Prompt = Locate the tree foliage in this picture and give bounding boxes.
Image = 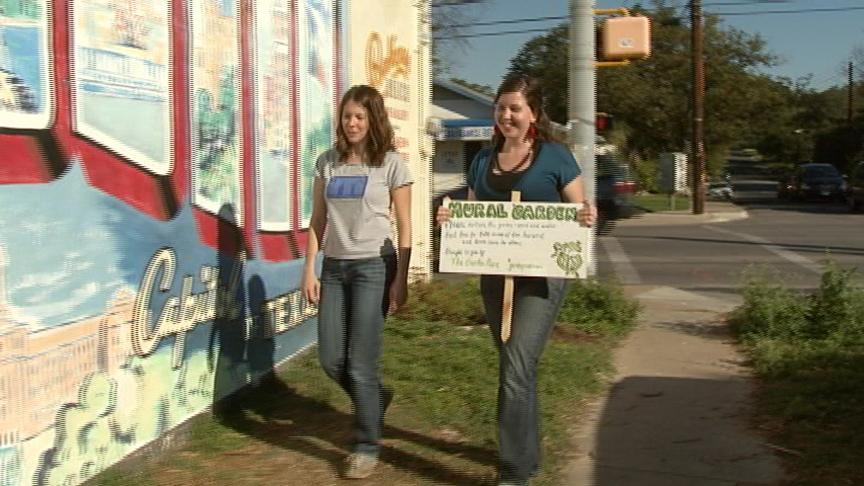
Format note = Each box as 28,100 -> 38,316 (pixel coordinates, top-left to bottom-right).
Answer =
431,0 -> 489,77
505,2 -> 842,166
508,23 -> 570,123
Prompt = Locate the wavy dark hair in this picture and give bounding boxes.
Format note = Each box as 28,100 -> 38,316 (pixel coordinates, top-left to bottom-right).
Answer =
335,85 -> 395,166
492,74 -> 559,149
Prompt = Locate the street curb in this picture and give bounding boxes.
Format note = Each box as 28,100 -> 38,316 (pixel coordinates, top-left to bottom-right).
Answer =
615,208 -> 749,226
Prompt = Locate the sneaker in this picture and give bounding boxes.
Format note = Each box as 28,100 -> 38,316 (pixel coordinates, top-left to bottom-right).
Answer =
344,453 -> 378,479
497,477 -> 529,486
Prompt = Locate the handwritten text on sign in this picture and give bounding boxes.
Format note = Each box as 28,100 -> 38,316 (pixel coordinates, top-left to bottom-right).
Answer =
439,201 -> 591,278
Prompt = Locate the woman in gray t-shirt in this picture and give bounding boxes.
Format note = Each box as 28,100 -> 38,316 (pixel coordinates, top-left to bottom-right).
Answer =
301,85 -> 413,480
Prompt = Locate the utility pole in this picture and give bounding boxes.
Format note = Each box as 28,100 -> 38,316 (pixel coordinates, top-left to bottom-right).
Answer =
690,0 -> 705,214
848,61 -> 855,125
569,0 -> 595,273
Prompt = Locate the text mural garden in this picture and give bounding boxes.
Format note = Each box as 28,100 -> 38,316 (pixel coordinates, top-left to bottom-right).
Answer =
439,200 -> 591,279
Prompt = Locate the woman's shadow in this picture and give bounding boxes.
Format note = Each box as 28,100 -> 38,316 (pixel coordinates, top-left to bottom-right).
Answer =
215,376 -> 497,484
206,206 -> 496,484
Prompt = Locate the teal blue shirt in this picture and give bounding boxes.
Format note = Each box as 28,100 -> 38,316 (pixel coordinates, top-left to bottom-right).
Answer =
467,142 -> 582,202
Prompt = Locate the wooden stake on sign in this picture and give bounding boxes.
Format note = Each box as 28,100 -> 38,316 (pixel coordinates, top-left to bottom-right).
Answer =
501,191 -> 521,343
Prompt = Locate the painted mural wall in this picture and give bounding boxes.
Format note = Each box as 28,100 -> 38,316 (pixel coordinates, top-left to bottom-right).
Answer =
0,1 -> 430,485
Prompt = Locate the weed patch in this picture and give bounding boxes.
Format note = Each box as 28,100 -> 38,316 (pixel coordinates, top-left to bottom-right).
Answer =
732,263 -> 864,485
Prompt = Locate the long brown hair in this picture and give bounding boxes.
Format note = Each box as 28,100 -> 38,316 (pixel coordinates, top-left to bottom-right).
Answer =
335,85 -> 395,166
491,74 -> 558,149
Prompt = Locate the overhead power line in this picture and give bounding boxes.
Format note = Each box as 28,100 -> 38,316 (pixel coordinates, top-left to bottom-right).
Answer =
430,0 -> 486,7
435,27 -> 555,40
433,4 -> 864,39
710,5 -> 864,16
436,4 -> 864,30
445,15 -> 565,29
700,0 -> 794,6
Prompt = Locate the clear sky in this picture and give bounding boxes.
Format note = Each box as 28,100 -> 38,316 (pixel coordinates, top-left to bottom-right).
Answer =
435,0 -> 864,92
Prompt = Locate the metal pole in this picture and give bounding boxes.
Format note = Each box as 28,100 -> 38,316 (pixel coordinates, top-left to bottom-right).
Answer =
690,0 -> 705,214
569,0 -> 596,274
849,61 -> 854,125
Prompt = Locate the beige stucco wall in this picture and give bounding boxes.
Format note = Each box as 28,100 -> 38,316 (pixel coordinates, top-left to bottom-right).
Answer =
348,1 -> 433,281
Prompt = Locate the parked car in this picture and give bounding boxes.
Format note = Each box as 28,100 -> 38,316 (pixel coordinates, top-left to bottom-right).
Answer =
777,163 -> 846,201
847,160 -> 864,212
707,180 -> 733,200
596,152 -> 637,219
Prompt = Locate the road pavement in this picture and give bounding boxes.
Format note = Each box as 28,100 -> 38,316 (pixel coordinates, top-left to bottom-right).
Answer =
597,200 -> 863,292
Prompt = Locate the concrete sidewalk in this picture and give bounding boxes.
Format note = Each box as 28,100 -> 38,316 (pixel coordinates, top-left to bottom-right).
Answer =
562,202 -> 785,485
562,286 -> 785,485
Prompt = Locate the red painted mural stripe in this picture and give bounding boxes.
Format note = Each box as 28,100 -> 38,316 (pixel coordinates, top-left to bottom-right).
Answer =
240,0 -> 257,257
0,134 -> 52,183
49,0 -> 180,221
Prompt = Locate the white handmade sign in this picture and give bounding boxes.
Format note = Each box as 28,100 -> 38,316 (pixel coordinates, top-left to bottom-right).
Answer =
439,200 -> 591,279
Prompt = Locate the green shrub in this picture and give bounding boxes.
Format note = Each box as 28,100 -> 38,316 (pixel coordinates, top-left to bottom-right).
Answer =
633,157 -> 658,193
558,279 -> 640,337
734,263 -> 864,485
807,263 -> 864,342
731,277 -> 809,341
731,263 -> 864,343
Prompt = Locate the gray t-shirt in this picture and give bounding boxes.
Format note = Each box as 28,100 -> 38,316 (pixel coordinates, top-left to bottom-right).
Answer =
315,149 -> 413,259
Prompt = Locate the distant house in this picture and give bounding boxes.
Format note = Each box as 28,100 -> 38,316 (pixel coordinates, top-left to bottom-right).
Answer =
429,78 -> 495,197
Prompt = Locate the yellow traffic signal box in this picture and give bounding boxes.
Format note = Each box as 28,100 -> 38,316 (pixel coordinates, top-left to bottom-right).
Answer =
601,16 -> 651,60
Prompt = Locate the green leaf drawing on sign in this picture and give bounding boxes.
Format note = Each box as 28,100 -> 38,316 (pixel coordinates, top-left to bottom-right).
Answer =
551,241 -> 583,276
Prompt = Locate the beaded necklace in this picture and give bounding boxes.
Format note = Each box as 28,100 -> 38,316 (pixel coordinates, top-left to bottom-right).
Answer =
487,142 -> 540,193
493,147 -> 533,174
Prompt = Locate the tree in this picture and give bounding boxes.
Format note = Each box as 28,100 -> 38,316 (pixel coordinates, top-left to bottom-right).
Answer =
809,45 -> 864,170
431,0 -> 489,77
508,23 -> 570,123
506,2 -> 800,164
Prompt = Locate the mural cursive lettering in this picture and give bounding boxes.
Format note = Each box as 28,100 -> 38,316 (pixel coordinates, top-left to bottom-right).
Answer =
132,249 -> 317,368
132,248 -> 243,368
365,32 -> 411,89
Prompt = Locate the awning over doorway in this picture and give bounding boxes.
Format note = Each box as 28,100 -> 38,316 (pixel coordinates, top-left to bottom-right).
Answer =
436,118 -> 494,141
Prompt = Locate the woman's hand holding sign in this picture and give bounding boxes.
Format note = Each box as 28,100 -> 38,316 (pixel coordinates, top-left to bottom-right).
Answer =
577,200 -> 597,227
435,201 -> 451,227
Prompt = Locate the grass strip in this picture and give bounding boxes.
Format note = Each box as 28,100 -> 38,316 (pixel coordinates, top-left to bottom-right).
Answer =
93,277 -> 638,486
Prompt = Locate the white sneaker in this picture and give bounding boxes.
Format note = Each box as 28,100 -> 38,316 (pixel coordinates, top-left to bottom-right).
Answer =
497,479 -> 529,486
344,453 -> 378,479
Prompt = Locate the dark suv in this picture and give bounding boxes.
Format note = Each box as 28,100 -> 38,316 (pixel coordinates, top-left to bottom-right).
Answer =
777,163 -> 845,201
847,161 -> 864,212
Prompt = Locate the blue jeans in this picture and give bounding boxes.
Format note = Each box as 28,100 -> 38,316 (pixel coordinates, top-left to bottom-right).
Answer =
317,255 -> 396,456
481,275 -> 569,482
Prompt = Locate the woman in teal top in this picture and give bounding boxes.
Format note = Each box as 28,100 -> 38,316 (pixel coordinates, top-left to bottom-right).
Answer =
439,74 -> 596,486
467,140 -> 582,202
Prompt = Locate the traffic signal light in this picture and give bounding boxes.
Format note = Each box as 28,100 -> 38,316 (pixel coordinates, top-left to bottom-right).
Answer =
596,112 -> 614,132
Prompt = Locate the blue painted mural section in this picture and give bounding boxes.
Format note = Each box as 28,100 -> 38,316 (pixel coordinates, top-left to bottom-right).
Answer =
0,163 -> 317,486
